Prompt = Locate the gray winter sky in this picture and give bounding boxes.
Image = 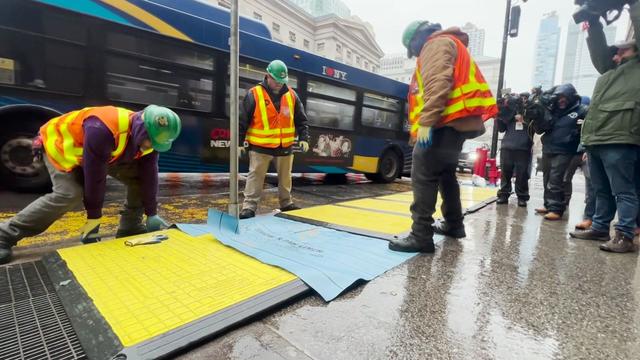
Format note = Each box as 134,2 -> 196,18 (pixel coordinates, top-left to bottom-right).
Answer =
341,0 -> 629,91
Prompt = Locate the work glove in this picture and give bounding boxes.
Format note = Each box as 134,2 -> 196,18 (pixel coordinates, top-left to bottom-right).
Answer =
146,215 -> 169,232
80,218 -> 101,244
299,141 -> 309,153
416,126 -> 433,148
32,135 -> 43,162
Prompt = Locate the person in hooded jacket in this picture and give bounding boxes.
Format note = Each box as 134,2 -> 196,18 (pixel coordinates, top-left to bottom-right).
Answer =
532,83 -> 587,221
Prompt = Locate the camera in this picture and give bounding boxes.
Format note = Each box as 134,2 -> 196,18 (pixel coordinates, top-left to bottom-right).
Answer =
497,93 -> 524,123
573,0 -> 632,25
524,87 -> 554,124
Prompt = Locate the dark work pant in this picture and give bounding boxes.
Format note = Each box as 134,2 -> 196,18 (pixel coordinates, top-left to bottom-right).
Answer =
563,154 -> 585,205
542,153 -> 573,214
497,149 -> 532,201
410,127 -> 466,241
588,145 -> 639,239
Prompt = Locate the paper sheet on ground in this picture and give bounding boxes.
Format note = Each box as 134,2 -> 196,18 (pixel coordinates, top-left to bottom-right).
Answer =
178,209 -> 419,301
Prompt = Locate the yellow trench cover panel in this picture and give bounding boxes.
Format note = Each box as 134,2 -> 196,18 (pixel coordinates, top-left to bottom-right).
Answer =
57,229 -> 296,347
287,186 -> 494,235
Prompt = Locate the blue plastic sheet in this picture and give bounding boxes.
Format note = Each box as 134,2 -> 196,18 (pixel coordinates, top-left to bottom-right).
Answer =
178,209 -> 418,301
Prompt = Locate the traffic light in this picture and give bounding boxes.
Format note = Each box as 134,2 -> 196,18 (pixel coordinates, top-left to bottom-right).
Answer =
509,5 -> 521,38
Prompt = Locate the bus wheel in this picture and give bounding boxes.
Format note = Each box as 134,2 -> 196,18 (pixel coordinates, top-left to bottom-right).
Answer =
0,130 -> 50,192
365,151 -> 400,183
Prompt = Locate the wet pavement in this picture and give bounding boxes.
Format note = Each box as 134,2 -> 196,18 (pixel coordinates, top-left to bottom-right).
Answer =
1,172 -> 639,359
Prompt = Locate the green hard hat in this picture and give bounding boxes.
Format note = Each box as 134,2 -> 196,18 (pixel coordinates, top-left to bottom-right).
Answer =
142,105 -> 181,152
402,20 -> 426,49
266,60 -> 289,84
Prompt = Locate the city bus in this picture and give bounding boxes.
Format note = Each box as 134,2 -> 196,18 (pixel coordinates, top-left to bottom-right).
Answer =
0,0 -> 411,192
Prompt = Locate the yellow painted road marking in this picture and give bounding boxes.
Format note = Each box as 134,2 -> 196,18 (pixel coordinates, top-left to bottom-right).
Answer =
58,229 -> 296,347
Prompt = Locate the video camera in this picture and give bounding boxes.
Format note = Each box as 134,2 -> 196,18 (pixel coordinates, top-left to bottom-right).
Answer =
573,0 -> 634,25
523,87 -> 555,125
497,93 -> 525,122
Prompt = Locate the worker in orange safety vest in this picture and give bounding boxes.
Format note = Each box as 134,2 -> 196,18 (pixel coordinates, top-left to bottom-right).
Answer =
238,60 -> 310,219
389,21 -> 498,253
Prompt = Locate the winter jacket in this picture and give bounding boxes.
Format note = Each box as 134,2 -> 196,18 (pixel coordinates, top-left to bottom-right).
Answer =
239,79 -> 310,156
535,102 -> 587,154
498,115 -> 533,151
414,27 -> 485,135
581,2 -> 640,146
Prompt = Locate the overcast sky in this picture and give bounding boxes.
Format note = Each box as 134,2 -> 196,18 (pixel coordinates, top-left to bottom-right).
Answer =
341,0 -> 629,91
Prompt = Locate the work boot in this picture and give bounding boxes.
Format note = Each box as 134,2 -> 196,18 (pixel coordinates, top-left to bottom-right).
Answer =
239,209 -> 255,219
574,219 -> 593,230
535,207 -> 548,214
432,221 -> 466,238
388,234 -> 435,253
496,196 -> 508,205
0,242 -> 12,265
116,207 -> 147,238
544,212 -> 562,221
280,204 -> 301,212
517,199 -> 527,207
569,228 -> 610,241
600,232 -> 637,253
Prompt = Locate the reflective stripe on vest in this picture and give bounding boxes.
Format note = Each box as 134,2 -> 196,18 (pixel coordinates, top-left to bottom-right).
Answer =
40,106 -> 134,172
407,35 -> 497,138
246,86 -> 296,148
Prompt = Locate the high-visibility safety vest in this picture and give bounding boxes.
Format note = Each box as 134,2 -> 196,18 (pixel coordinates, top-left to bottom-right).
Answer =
247,85 -> 296,148
40,106 -> 152,172
408,34 -> 498,138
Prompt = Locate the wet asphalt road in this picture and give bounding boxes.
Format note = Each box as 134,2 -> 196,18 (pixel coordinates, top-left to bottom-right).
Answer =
1,172 -> 639,359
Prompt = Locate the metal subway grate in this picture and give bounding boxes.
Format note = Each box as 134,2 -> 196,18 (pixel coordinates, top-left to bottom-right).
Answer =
0,261 -> 86,360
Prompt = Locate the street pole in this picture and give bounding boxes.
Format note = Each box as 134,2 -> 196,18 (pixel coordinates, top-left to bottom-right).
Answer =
229,0 -> 239,218
491,0 -> 512,159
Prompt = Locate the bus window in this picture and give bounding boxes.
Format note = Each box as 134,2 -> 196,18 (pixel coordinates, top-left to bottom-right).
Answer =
361,108 -> 401,130
105,56 -> 213,112
306,98 -> 355,130
363,93 -> 400,111
1,1 -> 87,44
0,30 -> 85,93
307,80 -> 355,101
107,32 -> 214,71
362,93 -> 401,130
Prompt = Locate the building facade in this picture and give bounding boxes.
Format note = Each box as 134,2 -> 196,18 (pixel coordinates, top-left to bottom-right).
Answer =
561,22 -> 616,96
532,12 -> 560,90
213,0 -> 383,73
461,22 -> 486,57
289,0 -> 350,18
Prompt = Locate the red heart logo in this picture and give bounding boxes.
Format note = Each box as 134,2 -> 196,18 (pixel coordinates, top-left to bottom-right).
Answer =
326,67 -> 335,76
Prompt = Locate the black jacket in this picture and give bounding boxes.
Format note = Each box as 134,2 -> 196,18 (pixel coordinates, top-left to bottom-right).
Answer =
498,114 -> 533,151
239,79 -> 310,156
534,103 -> 587,154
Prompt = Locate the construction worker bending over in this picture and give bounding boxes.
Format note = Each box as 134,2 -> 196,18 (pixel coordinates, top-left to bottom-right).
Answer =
0,105 -> 181,264
238,60 -> 310,219
389,21 -> 497,253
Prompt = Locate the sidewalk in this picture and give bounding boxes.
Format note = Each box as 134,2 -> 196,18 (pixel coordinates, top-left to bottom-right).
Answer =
177,174 -> 640,360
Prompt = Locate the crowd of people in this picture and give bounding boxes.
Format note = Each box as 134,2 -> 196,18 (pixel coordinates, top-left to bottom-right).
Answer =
494,5 -> 640,254
391,1 -> 640,255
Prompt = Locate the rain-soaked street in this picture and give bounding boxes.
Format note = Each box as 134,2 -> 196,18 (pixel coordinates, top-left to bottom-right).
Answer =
1,173 -> 639,359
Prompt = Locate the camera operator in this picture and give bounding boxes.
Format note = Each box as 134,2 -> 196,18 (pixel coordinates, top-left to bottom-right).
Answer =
570,1 -> 640,253
496,92 -> 534,207
531,84 -> 586,221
